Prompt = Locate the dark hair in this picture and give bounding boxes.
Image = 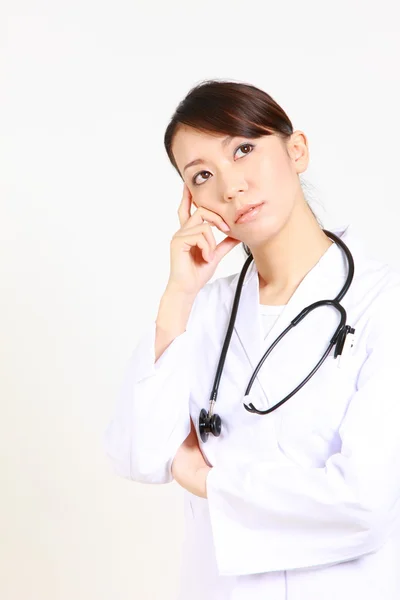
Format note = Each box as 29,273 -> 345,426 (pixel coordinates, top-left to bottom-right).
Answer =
164,78 -> 322,257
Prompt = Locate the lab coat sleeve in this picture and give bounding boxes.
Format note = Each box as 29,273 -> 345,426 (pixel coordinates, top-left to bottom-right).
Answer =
205,283 -> 400,576
102,289 -> 204,484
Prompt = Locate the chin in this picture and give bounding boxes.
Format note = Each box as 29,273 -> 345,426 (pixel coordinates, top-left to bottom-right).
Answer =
243,224 -> 277,246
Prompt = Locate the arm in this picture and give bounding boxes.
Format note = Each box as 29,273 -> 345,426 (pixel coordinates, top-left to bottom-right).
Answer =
103,286 -> 202,484
171,417 -> 212,498
205,285 -> 400,576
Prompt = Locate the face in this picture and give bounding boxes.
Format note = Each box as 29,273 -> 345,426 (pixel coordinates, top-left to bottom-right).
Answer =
171,125 -> 310,248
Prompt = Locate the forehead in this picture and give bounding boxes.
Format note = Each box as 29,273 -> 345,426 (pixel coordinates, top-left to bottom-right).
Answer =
171,126 -> 227,174
172,125 -> 281,173
172,126 -> 226,154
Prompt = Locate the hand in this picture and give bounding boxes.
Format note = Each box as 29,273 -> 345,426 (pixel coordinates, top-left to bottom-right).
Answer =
167,183 -> 241,297
171,417 -> 212,498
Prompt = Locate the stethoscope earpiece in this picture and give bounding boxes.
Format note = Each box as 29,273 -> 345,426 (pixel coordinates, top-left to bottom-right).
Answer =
199,408 -> 222,443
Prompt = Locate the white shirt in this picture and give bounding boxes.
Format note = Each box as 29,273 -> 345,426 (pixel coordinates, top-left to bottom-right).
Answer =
259,303 -> 286,340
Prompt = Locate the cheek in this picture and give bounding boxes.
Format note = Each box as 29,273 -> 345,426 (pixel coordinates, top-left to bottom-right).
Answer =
260,156 -> 297,199
267,154 -> 292,182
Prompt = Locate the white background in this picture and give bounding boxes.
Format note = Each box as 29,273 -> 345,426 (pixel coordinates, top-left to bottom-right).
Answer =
1,1 -> 400,598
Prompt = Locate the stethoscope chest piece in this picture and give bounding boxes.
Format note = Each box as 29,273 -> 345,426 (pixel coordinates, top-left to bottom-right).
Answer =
199,408 -> 221,443
197,229 -> 356,442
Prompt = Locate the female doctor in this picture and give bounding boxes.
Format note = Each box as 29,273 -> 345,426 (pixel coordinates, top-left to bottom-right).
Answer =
103,80 -> 400,600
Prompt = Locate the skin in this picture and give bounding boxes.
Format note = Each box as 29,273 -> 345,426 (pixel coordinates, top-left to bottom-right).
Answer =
170,123 -> 334,498
171,124 -> 333,305
171,418 -> 211,499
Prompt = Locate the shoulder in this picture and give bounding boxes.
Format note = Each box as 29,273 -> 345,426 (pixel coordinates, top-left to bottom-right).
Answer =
338,223 -> 400,306
353,237 -> 400,309
350,235 -> 400,348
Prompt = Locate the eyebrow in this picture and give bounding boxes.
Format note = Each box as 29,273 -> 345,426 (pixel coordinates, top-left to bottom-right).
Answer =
183,135 -> 236,174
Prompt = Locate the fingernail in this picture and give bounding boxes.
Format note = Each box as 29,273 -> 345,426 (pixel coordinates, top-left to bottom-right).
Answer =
221,223 -> 230,232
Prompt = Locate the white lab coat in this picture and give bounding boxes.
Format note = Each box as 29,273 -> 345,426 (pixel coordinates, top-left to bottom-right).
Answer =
103,223 -> 400,600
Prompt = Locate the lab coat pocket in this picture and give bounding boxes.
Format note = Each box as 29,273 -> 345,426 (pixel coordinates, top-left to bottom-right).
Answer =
276,353 -> 357,466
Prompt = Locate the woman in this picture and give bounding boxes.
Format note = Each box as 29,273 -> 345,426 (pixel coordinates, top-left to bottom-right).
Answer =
104,80 -> 400,599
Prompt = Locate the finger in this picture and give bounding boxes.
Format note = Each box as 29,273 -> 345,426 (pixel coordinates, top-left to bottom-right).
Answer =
174,232 -> 214,263
182,205 -> 231,234
174,223 -> 217,257
177,183 -> 193,228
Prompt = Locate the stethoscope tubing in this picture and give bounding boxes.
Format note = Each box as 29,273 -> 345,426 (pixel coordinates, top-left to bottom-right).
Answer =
199,229 -> 355,440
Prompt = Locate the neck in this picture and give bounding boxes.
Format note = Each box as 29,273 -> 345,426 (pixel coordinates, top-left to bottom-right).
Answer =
250,203 -> 333,304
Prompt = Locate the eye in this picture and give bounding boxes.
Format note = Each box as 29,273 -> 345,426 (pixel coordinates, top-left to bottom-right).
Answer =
235,143 -> 255,159
192,142 -> 255,186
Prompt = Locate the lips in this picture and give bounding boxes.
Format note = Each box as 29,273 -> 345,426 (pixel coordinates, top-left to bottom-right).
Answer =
234,202 -> 264,223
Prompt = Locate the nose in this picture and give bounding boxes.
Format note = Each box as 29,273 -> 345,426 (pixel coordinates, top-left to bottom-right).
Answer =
221,172 -> 248,202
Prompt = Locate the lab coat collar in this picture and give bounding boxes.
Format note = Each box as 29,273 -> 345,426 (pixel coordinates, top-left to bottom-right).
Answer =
224,222 -> 360,409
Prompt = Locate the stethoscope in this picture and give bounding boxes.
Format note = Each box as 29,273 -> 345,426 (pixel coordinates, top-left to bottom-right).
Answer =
198,229 -> 356,443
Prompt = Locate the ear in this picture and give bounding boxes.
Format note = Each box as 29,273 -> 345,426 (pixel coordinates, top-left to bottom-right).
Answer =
286,130 -> 309,174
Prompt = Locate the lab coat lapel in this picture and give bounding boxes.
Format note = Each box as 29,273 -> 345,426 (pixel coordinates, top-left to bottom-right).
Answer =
224,225 -> 352,410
